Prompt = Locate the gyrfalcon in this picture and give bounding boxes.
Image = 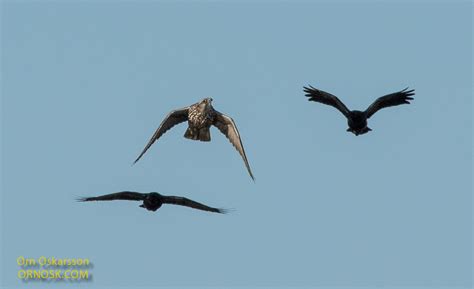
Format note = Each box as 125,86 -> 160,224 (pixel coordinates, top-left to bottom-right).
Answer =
133,98 -> 254,180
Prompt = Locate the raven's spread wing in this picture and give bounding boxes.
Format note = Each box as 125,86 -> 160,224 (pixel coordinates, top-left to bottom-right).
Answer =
213,112 -> 254,181
303,85 -> 350,118
78,191 -> 147,202
162,196 -> 227,214
365,88 -> 415,119
133,107 -> 189,164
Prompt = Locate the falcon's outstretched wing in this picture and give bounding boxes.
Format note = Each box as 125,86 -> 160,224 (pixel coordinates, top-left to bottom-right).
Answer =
133,107 -> 189,164
213,112 -> 254,181
365,88 -> 415,119
78,191 -> 146,202
304,85 -> 351,118
162,195 -> 227,214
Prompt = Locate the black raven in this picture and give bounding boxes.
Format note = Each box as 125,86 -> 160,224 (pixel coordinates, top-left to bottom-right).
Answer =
78,191 -> 227,214
303,86 -> 415,135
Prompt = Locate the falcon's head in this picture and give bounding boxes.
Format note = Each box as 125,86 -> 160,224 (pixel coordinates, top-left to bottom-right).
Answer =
203,97 -> 213,105
198,97 -> 214,111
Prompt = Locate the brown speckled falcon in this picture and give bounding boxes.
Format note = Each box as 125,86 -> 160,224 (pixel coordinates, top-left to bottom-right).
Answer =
78,191 -> 227,214
133,98 -> 254,180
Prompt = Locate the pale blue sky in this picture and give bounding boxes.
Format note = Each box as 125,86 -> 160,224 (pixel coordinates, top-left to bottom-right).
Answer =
1,1 -> 472,289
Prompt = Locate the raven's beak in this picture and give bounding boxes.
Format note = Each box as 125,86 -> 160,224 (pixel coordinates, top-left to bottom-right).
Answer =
139,204 -> 145,208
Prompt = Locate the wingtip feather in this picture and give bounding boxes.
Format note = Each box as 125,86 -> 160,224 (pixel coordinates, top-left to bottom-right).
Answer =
250,173 -> 256,182
218,208 -> 235,214
132,156 -> 141,165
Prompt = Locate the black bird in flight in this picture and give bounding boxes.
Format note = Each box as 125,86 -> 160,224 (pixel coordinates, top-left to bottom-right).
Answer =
133,98 -> 254,180
78,191 -> 227,214
303,86 -> 415,135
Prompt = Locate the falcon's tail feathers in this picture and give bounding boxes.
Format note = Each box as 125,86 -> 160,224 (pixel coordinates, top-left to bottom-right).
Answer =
184,128 -> 211,142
